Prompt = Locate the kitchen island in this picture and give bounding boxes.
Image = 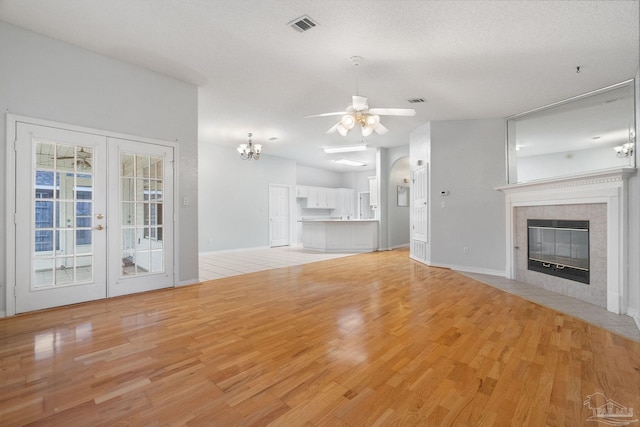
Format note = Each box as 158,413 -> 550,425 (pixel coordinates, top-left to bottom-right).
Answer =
300,219 -> 378,253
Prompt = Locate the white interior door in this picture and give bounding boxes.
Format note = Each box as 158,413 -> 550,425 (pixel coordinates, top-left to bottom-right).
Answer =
15,123 -> 108,313
269,184 -> 290,247
412,165 -> 428,243
107,138 -> 174,297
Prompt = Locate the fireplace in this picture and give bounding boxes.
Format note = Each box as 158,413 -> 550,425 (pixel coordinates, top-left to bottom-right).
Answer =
527,219 -> 589,284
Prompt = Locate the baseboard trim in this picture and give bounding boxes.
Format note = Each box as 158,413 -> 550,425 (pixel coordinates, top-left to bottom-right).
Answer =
431,262 -> 507,278
386,244 -> 410,250
627,307 -> 640,331
177,278 -> 200,287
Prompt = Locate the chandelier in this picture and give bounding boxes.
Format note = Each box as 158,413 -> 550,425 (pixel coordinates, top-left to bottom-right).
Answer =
613,142 -> 634,158
237,133 -> 262,160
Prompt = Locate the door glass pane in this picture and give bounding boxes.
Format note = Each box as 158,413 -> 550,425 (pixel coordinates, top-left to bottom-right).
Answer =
137,155 -> 149,178
56,201 -> 74,228
35,201 -> 54,228
76,256 -> 93,282
55,256 -> 74,285
150,157 -> 162,179
150,250 -> 163,273
56,145 -> 75,172
123,229 -> 135,250
121,154 -> 135,177
36,143 -> 55,169
33,139 -> 95,288
122,178 -> 135,201
34,259 -> 54,288
120,153 -> 165,276
76,230 -> 92,254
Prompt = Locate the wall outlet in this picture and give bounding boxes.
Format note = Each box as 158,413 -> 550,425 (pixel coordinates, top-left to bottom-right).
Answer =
463,247 -> 469,254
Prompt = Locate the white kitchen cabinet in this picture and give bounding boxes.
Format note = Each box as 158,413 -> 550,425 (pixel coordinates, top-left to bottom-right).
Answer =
305,186 -> 336,209
296,185 -> 309,198
325,188 -> 336,209
334,188 -> 355,219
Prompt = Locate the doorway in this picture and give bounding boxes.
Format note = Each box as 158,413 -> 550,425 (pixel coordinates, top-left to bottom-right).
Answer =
8,117 -> 175,314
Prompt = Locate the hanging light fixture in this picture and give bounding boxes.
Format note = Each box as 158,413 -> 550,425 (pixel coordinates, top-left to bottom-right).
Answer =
305,56 -> 415,137
237,133 -> 262,160
613,142 -> 634,158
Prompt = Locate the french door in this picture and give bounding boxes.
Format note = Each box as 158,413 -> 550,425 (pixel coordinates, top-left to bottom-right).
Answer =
13,122 -> 174,313
107,138 -> 174,297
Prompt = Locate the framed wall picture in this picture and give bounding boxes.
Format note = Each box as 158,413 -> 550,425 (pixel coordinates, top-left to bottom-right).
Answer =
397,185 -> 409,207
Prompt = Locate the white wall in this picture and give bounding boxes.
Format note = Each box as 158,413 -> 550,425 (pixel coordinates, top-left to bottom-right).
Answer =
296,165 -> 344,187
0,21 -> 199,313
429,119 -> 506,275
341,169 -> 375,194
198,144 -> 296,252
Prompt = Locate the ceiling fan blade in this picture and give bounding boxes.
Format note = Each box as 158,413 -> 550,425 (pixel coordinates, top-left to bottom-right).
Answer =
374,123 -> 389,134
352,95 -> 368,111
368,108 -> 416,116
326,122 -> 340,134
306,112 -> 346,118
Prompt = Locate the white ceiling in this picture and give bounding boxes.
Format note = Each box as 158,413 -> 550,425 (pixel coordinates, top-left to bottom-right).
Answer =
1,0 -> 638,171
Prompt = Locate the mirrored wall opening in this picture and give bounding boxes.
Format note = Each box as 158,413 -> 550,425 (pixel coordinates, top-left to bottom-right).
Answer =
507,80 -> 636,184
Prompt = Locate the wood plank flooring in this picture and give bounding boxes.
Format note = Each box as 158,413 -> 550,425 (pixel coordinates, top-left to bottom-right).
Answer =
1,248 -> 639,426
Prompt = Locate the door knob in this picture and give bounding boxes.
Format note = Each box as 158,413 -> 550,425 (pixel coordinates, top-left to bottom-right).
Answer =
97,213 -> 104,219
95,224 -> 104,231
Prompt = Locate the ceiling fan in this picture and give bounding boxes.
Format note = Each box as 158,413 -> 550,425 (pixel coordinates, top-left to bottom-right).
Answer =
306,56 -> 416,137
56,147 -> 92,169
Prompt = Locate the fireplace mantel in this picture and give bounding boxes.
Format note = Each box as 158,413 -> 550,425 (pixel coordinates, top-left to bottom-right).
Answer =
497,167 -> 636,314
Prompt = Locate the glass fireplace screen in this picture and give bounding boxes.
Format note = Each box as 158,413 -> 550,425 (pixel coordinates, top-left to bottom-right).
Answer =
527,219 -> 589,284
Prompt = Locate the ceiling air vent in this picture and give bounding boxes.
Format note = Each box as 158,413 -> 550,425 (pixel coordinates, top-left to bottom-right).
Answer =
408,98 -> 426,104
288,15 -> 319,33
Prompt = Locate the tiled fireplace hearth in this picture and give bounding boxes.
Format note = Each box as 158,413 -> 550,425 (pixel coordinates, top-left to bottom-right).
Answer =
498,168 -> 635,314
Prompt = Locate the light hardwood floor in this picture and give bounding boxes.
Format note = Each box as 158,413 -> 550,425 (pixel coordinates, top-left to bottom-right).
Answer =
1,248 -> 639,426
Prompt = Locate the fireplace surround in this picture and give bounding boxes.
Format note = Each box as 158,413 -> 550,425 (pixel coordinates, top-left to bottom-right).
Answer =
498,168 -> 634,314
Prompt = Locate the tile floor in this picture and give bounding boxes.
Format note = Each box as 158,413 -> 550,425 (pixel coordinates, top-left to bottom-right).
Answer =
199,244 -> 358,281
461,271 -> 640,342
198,246 -> 640,342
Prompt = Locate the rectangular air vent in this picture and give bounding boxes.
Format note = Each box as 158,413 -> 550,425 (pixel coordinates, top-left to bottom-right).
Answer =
408,98 -> 426,103
288,15 -> 319,33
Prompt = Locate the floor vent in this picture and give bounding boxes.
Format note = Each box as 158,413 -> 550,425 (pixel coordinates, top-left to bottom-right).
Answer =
288,15 -> 319,33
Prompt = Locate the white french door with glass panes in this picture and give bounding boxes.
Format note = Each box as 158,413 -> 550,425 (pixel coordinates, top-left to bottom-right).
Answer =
12,121 -> 175,313
15,123 -> 108,312
107,137 -> 174,297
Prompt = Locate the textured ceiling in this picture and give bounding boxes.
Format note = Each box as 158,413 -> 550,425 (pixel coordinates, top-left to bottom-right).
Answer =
1,0 -> 638,171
